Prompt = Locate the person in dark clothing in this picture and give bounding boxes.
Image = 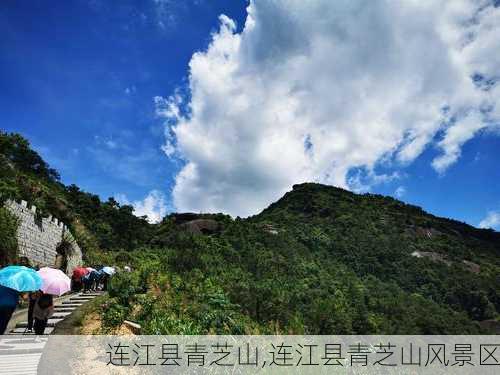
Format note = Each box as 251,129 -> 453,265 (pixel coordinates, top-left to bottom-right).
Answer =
102,274 -> 109,291
71,274 -> 82,292
27,291 -> 41,332
0,285 -> 19,334
82,274 -> 92,293
33,293 -> 54,335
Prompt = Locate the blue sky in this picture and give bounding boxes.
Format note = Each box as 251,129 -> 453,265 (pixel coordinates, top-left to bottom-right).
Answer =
1,1 -> 499,229
1,0 -> 247,214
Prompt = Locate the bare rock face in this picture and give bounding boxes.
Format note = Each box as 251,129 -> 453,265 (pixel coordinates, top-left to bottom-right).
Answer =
411,250 -> 481,274
462,260 -> 481,273
171,213 -> 202,225
411,250 -> 452,266
261,223 -> 279,235
179,219 -> 221,235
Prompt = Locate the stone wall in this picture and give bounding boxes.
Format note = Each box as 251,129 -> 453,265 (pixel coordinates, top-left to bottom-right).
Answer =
4,200 -> 82,274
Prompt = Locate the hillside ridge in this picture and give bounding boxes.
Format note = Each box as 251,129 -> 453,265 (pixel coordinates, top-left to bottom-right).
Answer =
1,131 -> 500,335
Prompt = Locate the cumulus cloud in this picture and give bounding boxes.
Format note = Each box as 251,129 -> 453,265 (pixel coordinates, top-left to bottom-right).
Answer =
479,211 -> 500,230
115,190 -> 168,223
394,186 -> 406,199
159,0 -> 500,217
432,111 -> 488,173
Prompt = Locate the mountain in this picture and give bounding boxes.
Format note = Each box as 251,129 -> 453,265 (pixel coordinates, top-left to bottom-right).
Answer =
139,183 -> 500,334
1,131 -> 499,334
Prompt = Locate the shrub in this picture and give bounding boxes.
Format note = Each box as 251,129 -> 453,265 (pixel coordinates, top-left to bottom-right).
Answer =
0,207 -> 19,266
108,271 -> 141,306
101,299 -> 127,328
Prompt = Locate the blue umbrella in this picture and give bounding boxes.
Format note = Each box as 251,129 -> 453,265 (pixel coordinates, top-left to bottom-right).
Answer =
0,266 -> 43,292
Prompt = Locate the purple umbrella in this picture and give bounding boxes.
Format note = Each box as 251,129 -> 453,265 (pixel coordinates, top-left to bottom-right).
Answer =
37,267 -> 71,296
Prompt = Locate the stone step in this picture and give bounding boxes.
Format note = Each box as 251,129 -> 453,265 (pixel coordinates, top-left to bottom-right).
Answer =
69,296 -> 95,301
68,298 -> 93,303
53,307 -> 76,312
59,302 -> 82,307
9,327 -> 55,335
54,304 -> 76,309
15,318 -> 64,329
51,312 -> 73,319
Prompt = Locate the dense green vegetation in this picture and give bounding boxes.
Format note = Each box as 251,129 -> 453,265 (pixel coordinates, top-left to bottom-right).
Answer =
1,131 -> 499,334
0,207 -> 18,265
0,131 -> 153,261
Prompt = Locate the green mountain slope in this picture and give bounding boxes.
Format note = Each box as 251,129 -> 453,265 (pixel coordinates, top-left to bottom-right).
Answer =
136,188 -> 499,334
0,131 -> 154,264
1,131 -> 499,334
250,183 -> 500,325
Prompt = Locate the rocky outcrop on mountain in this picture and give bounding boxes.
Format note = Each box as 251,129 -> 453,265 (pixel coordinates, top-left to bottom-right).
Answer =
179,219 -> 221,235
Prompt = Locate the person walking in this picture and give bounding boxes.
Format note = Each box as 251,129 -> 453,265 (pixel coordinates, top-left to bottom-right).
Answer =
88,271 -> 97,292
0,284 -> 19,334
102,273 -> 109,291
27,291 -> 41,333
82,273 -> 91,293
33,293 -> 54,335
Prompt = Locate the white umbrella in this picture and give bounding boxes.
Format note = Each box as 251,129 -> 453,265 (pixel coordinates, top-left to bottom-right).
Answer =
102,266 -> 116,276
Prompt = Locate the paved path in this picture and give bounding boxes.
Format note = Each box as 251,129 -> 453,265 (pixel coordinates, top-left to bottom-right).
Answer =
0,292 -> 103,375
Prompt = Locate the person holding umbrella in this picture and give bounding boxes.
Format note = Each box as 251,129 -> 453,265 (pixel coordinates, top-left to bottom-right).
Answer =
71,266 -> 88,292
0,266 -> 42,334
34,267 -> 71,335
27,264 -> 42,332
27,290 -> 42,333
0,284 -> 20,334
88,269 -> 100,291
33,292 -> 54,335
101,266 -> 115,291
82,272 -> 92,293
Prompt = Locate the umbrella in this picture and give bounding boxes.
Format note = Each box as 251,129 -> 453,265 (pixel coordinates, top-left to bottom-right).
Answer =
0,266 -> 43,292
37,267 -> 71,296
102,266 -> 116,276
72,267 -> 89,279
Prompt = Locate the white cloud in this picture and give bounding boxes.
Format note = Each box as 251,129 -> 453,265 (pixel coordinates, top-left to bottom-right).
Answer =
432,111 -> 487,173
394,186 -> 406,199
124,86 -> 136,95
94,135 -> 118,150
115,190 -> 168,223
159,0 -> 500,217
152,0 -> 205,31
479,211 -> 500,230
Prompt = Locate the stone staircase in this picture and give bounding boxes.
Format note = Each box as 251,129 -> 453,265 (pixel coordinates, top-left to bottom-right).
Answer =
0,292 -> 103,374
8,292 -> 102,335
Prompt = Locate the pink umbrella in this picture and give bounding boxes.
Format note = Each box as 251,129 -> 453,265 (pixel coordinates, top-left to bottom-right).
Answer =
37,267 -> 71,296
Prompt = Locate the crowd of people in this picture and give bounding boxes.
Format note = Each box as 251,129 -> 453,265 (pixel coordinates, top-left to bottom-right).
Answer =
0,263 -> 120,336
70,266 -> 117,293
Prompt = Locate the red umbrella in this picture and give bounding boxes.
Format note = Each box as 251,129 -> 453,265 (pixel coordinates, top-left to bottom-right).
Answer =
72,266 -> 89,279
